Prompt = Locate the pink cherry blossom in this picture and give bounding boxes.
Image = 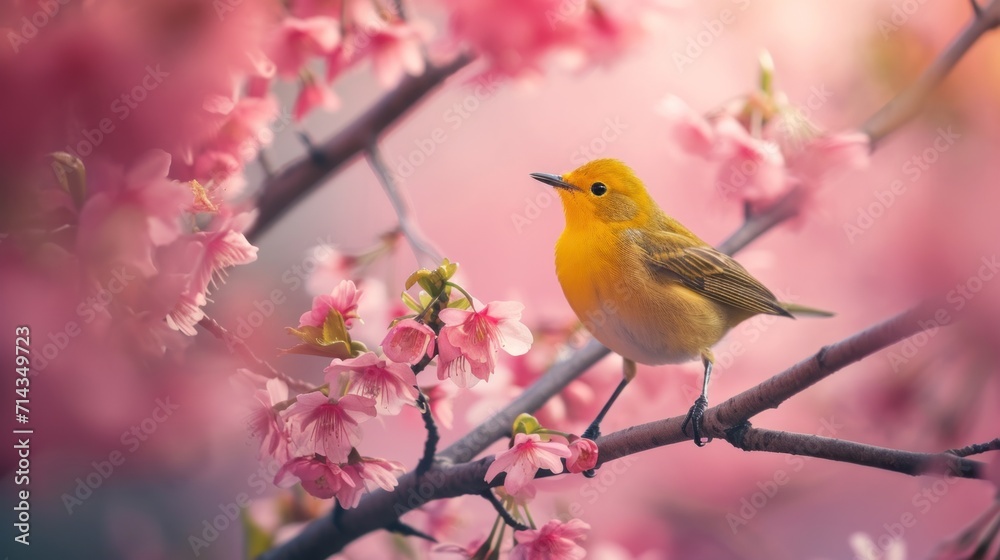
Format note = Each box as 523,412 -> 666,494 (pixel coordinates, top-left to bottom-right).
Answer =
381,318 -> 436,365
274,455 -> 356,500
337,456 -> 406,508
484,433 -> 570,495
246,378 -> 291,462
325,352 -> 419,415
565,437 -> 599,474
367,22 -> 429,87
77,150 -> 191,276
282,392 -> 376,463
293,78 -> 341,121
511,519 -> 591,560
299,279 -> 362,329
440,0 -> 656,77
269,17 -> 341,78
189,211 -> 259,295
658,93 -> 869,211
422,382 -> 457,430
436,300 -> 533,387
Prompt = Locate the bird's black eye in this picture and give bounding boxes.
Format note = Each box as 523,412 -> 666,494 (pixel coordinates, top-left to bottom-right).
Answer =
590,182 -> 607,196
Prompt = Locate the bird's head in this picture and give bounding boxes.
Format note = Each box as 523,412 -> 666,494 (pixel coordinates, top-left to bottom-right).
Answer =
530,158 -> 658,228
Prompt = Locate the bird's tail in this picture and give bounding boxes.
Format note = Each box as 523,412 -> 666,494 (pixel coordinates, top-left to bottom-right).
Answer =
778,301 -> 835,318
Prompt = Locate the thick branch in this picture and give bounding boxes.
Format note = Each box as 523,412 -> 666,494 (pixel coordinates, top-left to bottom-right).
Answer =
247,53 -> 475,241
257,311 -> 991,559
862,0 -> 1000,147
717,188 -> 803,255
594,306 -> 935,462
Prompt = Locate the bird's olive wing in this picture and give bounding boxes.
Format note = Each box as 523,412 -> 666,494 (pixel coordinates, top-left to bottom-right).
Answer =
639,231 -> 792,317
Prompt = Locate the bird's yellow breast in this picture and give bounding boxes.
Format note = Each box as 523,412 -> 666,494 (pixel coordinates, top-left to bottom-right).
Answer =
555,225 -> 736,366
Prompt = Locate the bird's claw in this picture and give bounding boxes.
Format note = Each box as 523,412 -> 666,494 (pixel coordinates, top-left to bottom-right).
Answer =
681,396 -> 710,447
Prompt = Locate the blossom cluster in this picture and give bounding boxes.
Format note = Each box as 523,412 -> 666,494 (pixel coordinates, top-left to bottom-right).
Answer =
242,264 -> 537,507
658,54 -> 870,213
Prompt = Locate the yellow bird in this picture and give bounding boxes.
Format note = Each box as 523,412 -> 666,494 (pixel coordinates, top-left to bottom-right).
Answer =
530,158 -> 822,458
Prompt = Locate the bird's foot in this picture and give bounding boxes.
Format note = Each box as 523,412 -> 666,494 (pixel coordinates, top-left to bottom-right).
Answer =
681,396 -> 710,447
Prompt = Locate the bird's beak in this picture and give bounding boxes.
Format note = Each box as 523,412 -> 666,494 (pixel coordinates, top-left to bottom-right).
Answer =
530,172 -> 577,191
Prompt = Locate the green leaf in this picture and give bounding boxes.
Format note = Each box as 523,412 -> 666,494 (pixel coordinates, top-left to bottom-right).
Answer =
321,309 -> 351,345
350,340 -> 368,356
512,413 -> 541,435
405,269 -> 426,290
279,341 -> 354,359
283,320 -> 354,359
759,49 -> 775,97
286,325 -> 324,345
401,291 -> 422,312
416,275 -> 438,295
438,258 -> 458,280
242,507 -> 273,560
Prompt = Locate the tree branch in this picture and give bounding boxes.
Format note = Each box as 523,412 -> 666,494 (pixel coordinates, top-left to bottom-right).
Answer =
726,426 -> 983,478
592,305 -> 937,463
256,309 -> 991,560
247,52 -> 476,241
862,0 -> 1000,148
365,144 -> 443,267
258,2 -> 1000,556
948,438 -> 1000,458
197,315 -> 313,392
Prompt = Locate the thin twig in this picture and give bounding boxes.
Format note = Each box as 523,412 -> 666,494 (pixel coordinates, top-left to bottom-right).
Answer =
197,315 -> 313,392
861,0 -> 1000,148
247,53 -> 475,241
385,520 -> 437,543
726,425 -> 983,479
439,339 -> 611,464
479,490 -> 530,531
948,438 -> 1000,458
365,144 -> 443,267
